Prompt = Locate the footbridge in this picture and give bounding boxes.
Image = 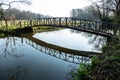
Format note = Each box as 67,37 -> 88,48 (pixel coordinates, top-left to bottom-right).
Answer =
18,17 -> 119,37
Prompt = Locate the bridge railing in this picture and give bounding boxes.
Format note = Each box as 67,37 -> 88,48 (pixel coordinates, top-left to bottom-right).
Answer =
37,18 -> 118,34
17,17 -> 120,36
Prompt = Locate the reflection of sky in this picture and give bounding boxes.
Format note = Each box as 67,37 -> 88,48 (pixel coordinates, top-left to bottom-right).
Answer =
33,29 -> 101,52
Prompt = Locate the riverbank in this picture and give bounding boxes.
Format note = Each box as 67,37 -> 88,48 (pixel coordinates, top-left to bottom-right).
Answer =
71,36 -> 120,80
0,26 -> 60,37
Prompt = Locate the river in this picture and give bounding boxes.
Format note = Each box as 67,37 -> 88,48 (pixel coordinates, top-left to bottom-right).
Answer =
0,28 -> 106,80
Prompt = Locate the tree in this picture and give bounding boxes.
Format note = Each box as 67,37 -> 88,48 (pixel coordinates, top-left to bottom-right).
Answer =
0,0 -> 31,30
91,0 -> 120,23
70,7 -> 100,21
70,9 -> 77,18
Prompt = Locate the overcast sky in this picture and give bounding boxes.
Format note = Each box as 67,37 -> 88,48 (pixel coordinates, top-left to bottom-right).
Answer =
2,0 -> 92,17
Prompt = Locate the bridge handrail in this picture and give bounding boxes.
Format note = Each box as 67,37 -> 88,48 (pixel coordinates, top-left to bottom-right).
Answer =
15,17 -> 120,37
38,17 -> 119,25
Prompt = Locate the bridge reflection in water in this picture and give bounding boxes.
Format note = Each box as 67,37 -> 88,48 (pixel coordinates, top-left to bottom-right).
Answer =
25,39 -> 90,64
24,35 -> 100,64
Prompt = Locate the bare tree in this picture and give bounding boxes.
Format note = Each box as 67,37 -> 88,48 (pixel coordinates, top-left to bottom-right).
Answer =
0,0 -> 31,30
90,0 -> 120,23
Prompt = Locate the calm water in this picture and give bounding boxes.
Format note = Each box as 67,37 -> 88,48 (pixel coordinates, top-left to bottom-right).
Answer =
0,29 -> 106,80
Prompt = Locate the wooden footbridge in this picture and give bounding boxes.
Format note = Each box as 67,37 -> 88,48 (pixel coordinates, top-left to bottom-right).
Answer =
18,17 -> 119,37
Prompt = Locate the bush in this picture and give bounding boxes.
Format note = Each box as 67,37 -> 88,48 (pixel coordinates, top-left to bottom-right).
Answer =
70,63 -> 91,80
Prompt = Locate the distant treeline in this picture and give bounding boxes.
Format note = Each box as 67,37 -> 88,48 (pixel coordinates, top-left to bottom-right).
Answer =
70,6 -> 100,21
4,8 -> 51,20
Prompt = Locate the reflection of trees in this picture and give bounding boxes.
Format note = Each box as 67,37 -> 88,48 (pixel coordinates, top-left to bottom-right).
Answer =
0,36 -> 24,58
66,64 -> 78,80
70,29 -> 82,34
70,29 -> 107,51
3,65 -> 29,80
83,32 -> 107,51
88,35 -> 106,50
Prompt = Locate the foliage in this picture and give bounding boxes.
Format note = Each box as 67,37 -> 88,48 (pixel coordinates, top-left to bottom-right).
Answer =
70,6 -> 100,21
91,56 -> 100,68
71,36 -> 120,80
0,33 -> 5,38
70,63 -> 91,80
112,16 -> 120,23
4,8 -> 51,20
102,45 -> 110,53
71,0 -> 120,24
91,0 -> 120,23
101,17 -> 112,23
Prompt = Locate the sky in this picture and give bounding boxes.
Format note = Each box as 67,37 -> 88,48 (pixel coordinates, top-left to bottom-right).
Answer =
2,0 -> 92,17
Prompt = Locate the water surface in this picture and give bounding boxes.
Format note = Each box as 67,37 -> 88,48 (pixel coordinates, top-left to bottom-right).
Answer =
0,28 -> 106,80
33,29 -> 105,52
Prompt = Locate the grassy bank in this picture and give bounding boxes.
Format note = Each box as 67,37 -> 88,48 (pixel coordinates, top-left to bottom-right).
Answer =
0,24 -> 61,38
70,36 -> 120,80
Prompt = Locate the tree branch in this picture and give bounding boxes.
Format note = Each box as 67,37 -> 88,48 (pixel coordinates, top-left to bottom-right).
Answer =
0,0 -> 31,8
9,0 -> 31,6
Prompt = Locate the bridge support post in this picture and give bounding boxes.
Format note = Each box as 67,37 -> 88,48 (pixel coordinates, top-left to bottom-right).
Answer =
88,21 -> 91,29
30,20 -> 32,27
24,21 -> 26,27
47,18 -> 48,25
48,18 -> 49,25
44,18 -> 46,25
95,21 -> 98,32
71,18 -> 73,26
65,18 -> 68,26
20,21 -> 22,28
79,20 -> 81,27
43,18 -> 46,25
46,18 -> 48,25
59,18 -> 61,26
47,18 -> 51,25
74,19 -> 76,27
53,18 -> 56,25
